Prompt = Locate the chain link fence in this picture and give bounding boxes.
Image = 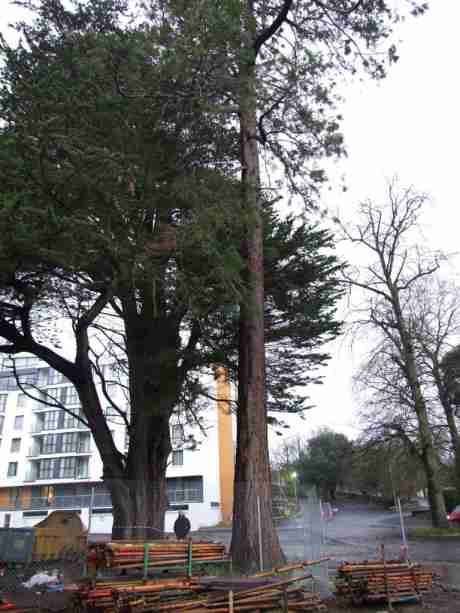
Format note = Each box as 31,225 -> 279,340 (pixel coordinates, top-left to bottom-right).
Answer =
0,489 -> 419,610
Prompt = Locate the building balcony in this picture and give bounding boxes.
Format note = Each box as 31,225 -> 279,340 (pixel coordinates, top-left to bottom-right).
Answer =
26,446 -> 91,458
0,493 -> 113,512
30,423 -> 89,434
167,489 -> 203,504
23,472 -> 90,482
0,490 -> 204,511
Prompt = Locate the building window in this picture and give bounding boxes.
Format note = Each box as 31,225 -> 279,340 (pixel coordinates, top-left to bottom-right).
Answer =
167,476 -> 203,503
59,457 -> 76,478
10,438 -> 21,453
5,356 -> 40,370
79,434 -> 90,453
0,416 -> 4,435
62,432 -> 77,453
76,458 -> 89,479
14,415 -> 24,431
0,394 -> 7,412
63,412 -> 77,429
43,411 -> 59,430
9,488 -> 19,504
7,462 -> 18,477
42,434 -> 58,454
64,387 -> 79,406
4,514 -> 11,528
172,450 -> 183,466
41,388 -> 61,404
17,394 -> 27,409
171,424 -> 184,447
38,459 -> 54,480
47,369 -> 64,386
12,372 -> 38,388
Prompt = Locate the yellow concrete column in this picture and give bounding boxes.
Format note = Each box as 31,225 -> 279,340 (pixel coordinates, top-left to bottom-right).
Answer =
214,366 -> 234,523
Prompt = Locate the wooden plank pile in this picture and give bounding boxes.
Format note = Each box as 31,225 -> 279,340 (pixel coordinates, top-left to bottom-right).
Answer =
0,595 -> 36,613
335,559 -> 434,606
71,577 -> 197,612
0,601 -> 24,613
72,562 -> 326,613
100,540 -> 228,571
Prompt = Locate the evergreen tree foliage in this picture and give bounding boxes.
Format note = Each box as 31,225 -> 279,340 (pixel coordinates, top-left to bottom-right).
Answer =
297,428 -> 353,500
0,0 -> 345,539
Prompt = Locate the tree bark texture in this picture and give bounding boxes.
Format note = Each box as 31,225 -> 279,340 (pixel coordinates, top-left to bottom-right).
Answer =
433,362 -> 460,494
231,44 -> 285,571
74,303 -> 182,539
0,252 -> 190,540
445,409 -> 460,494
107,414 -> 170,540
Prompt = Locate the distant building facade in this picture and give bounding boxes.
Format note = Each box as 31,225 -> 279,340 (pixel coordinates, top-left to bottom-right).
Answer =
0,356 -> 234,533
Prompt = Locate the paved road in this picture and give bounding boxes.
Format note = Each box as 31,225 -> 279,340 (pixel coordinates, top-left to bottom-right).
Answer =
198,501 -> 460,571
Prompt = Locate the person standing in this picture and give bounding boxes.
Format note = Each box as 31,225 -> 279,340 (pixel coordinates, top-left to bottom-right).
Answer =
174,511 -> 191,540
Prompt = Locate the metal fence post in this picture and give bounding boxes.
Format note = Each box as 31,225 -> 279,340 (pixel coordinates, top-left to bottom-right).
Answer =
87,486 -> 95,536
257,495 -> 263,572
397,496 -> 409,561
187,539 -> 193,577
143,543 -> 149,579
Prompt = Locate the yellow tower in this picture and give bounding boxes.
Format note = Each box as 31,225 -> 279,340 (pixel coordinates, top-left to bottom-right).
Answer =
214,366 -> 234,523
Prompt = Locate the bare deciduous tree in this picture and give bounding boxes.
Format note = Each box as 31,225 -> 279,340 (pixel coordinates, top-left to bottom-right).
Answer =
411,279 -> 460,492
341,182 -> 449,527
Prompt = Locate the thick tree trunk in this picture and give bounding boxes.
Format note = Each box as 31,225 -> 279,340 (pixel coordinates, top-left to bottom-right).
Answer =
410,390 -> 449,527
76,350 -> 174,539
436,372 -> 460,494
414,387 -> 449,527
393,300 -> 449,528
432,362 -> 460,495
445,408 -> 460,494
421,445 -> 449,528
108,458 -> 169,540
231,44 -> 284,571
105,412 -> 171,540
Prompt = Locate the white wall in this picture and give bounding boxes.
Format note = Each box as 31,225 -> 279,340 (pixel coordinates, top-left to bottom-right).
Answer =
0,369 -> 231,533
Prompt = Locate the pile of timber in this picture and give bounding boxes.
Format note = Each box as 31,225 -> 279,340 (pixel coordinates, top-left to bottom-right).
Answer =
71,561 -> 326,613
0,595 -> 36,613
70,577 -> 198,612
0,601 -> 25,613
99,540 -> 228,571
335,559 -> 434,605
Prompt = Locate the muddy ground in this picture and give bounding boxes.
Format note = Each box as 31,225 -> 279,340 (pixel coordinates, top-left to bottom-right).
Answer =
2,582 -> 459,613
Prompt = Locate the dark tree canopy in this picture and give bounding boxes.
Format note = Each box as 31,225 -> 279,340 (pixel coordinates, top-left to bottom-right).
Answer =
0,0 -> 346,542
297,428 -> 353,500
0,0 -> 247,538
207,208 -> 344,415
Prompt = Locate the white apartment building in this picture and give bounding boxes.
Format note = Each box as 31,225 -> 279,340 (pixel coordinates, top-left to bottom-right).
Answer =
0,357 -> 234,533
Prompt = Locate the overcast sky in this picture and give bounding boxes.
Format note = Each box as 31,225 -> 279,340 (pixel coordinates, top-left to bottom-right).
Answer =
288,0 -> 460,444
1,1 -> 458,446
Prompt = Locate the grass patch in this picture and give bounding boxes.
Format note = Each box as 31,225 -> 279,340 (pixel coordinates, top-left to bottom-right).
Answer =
411,526 -> 460,537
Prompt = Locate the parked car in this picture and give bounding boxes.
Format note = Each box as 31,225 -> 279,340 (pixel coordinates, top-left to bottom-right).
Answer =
447,505 -> 460,523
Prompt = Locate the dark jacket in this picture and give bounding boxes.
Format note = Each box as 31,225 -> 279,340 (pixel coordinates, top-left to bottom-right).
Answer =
174,514 -> 191,539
